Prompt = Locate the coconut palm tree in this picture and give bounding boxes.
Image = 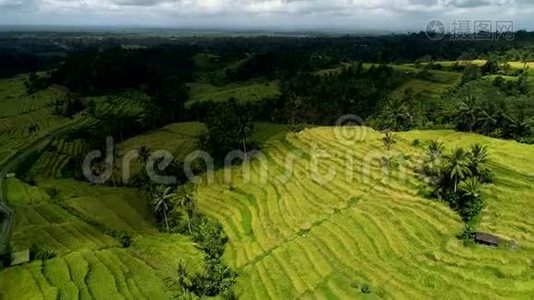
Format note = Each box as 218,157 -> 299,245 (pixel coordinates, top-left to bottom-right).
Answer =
520,50 -> 531,71
151,185 -> 174,232
425,140 -> 445,178
458,94 -> 480,132
177,193 -> 196,234
237,119 -> 254,160
468,144 -> 489,176
177,260 -> 189,295
137,146 -> 150,165
506,112 -> 532,139
382,130 -> 396,156
428,140 -> 444,162
459,177 -> 481,198
447,148 -> 472,193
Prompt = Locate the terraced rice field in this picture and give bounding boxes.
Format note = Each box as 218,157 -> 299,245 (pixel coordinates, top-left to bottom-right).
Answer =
0,248 -> 172,299
193,126 -> 534,298
29,139 -> 87,178
6,178 -> 119,254
38,179 -> 157,235
0,178 -> 204,299
393,69 -> 461,100
118,122 -> 206,178
0,75 -> 85,167
186,81 -> 279,105
88,91 -> 149,118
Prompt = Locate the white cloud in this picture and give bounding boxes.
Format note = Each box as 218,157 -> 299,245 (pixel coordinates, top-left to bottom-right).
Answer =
0,0 -> 531,30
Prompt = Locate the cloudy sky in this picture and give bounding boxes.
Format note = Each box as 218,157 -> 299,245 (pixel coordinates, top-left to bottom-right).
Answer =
0,0 -> 532,31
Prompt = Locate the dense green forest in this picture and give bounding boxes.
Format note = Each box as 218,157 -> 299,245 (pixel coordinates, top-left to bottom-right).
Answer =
16,31 -> 529,145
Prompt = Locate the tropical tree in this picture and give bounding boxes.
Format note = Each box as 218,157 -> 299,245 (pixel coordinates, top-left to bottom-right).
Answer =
151,185 -> 175,232
520,50 -> 531,70
459,177 -> 481,198
288,93 -> 304,125
177,260 -> 190,295
425,140 -> 445,179
236,113 -> 254,159
382,130 -> 397,156
138,146 -> 150,165
467,144 -> 489,176
446,148 -> 472,193
177,193 -> 196,234
505,112 -> 532,139
458,177 -> 485,221
458,93 -> 481,132
428,140 -> 444,162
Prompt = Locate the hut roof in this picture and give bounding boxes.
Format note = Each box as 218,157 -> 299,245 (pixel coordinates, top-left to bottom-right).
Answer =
474,232 -> 500,246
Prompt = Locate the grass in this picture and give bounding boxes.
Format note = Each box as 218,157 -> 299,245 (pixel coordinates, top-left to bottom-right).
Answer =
7,179 -> 119,254
118,122 -> 206,178
28,139 -> 87,179
1,177 -> 204,298
0,74 -> 91,169
191,126 -> 534,298
315,62 -> 462,101
0,248 -> 172,299
38,179 -> 157,236
118,122 -> 289,180
186,81 -> 279,105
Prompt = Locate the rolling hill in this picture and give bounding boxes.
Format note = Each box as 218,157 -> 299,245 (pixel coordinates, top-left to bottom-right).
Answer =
0,178 -> 204,299
191,126 -> 534,298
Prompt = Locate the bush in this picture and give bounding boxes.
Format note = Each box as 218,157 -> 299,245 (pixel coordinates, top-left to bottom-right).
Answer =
44,187 -> 59,200
193,219 -> 228,260
361,284 -> 372,294
190,258 -> 237,297
478,168 -> 494,184
118,232 -> 132,248
30,244 -> 56,261
458,195 -> 485,222
457,224 -> 475,243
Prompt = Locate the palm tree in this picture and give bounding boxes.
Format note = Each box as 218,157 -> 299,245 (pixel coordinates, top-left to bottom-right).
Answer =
506,112 -> 532,139
426,140 -> 444,177
428,140 -> 444,162
382,130 -> 396,156
151,185 -> 175,232
459,177 -> 481,198
177,193 -> 196,234
138,146 -> 150,165
176,260 -> 189,295
288,93 -> 303,125
520,50 -> 531,70
458,94 -> 480,132
111,150 -> 122,187
468,144 -> 489,176
447,148 -> 472,193
237,119 -> 254,160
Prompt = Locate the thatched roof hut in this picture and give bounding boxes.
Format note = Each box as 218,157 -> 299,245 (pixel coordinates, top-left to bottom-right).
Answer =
474,232 -> 500,247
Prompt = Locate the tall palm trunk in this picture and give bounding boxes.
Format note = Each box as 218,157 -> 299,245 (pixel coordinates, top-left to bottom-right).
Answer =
242,135 -> 248,160
164,210 -> 170,232
187,213 -> 192,234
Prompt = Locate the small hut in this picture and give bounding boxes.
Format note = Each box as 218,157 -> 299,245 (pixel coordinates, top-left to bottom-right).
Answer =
474,232 -> 500,247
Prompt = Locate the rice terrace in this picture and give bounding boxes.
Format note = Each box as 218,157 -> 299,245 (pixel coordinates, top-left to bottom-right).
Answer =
1,4 -> 534,299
